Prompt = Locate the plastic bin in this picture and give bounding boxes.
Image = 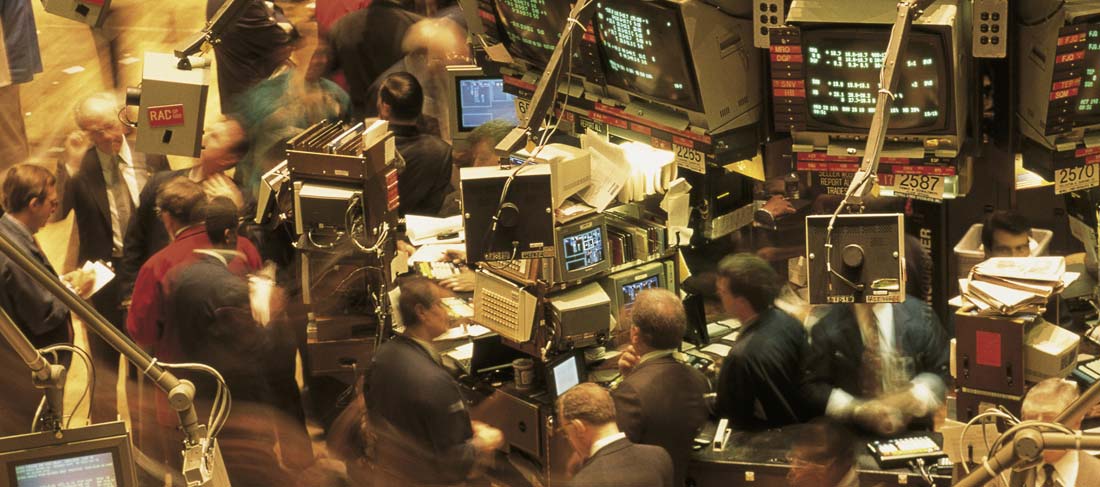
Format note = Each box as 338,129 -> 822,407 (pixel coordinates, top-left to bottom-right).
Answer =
953,223 -> 1053,278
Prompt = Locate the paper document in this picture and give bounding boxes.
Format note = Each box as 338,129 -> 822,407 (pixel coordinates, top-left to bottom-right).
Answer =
444,342 -> 475,361
83,260 -> 115,296
434,324 -> 492,341
660,178 -> 693,246
578,132 -> 630,211
406,214 -> 464,245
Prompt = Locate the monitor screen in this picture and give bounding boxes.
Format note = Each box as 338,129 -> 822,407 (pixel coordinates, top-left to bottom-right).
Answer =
801,28 -> 949,133
1076,25 -> 1100,124
493,0 -> 571,66
551,354 -> 582,397
621,275 -> 660,307
12,450 -> 120,487
561,226 -> 605,272
594,0 -> 701,112
457,77 -> 519,131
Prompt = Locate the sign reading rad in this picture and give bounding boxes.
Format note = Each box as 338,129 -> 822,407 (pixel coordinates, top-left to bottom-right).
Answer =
147,104 -> 185,128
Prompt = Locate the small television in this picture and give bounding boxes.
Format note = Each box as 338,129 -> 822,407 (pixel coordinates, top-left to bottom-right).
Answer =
491,0 -> 606,83
599,260 -> 676,319
1016,1 -> 1100,149
593,0 -> 761,133
548,282 -> 611,351
554,214 -> 610,283
777,1 -> 968,156
546,351 -> 587,399
0,421 -> 137,487
445,65 -> 520,143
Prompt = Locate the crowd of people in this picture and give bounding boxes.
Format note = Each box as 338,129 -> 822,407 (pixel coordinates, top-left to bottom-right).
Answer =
0,1 -> 1092,487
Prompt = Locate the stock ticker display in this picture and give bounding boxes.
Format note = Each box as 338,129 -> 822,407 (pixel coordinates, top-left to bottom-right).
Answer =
13,451 -> 119,487
494,0 -> 567,65
594,0 -> 701,111
802,30 -> 948,132
458,78 -> 519,129
561,226 -> 605,272
1077,26 -> 1100,118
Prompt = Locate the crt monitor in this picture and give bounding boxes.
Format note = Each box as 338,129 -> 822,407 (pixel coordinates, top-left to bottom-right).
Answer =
446,65 -> 520,143
801,28 -> 951,134
594,0 -> 701,112
491,0 -> 605,82
0,421 -> 137,487
599,260 -> 674,318
554,214 -> 610,282
546,351 -> 586,399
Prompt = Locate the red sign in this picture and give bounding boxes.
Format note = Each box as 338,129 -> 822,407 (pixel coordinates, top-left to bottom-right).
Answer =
770,45 -> 801,55
147,104 -> 185,128
1053,78 -> 1082,91
1059,32 -> 1087,46
770,53 -> 804,63
975,330 -> 1002,367
1050,87 -> 1080,101
1056,51 -> 1086,64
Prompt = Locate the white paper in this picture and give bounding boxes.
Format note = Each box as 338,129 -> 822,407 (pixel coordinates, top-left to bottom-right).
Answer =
701,343 -> 732,357
82,260 -> 115,296
406,214 -> 464,245
444,342 -> 475,361
578,132 -> 630,212
433,324 -> 492,341
409,243 -> 468,263
660,178 -> 694,245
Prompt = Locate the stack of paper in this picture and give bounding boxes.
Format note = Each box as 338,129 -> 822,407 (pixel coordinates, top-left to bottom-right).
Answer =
955,257 -> 1078,316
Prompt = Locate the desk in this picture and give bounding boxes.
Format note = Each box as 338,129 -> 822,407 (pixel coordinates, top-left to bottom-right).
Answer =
687,422 -> 953,487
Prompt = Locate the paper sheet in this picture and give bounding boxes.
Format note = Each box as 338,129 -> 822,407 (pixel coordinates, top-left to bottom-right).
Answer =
82,260 -> 115,296
578,132 -> 629,211
406,214 -> 464,245
660,178 -> 693,246
433,324 -> 492,341
444,342 -> 475,361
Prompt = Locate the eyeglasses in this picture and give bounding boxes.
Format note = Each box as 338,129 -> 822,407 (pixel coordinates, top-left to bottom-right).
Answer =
154,207 -> 162,217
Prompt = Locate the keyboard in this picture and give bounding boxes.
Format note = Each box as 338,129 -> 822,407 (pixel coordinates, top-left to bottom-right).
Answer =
867,435 -> 946,469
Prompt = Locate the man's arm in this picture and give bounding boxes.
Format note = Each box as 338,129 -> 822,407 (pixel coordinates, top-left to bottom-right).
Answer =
714,352 -> 758,429
801,324 -> 839,419
119,174 -> 163,295
422,376 -> 480,482
612,380 -> 645,443
125,264 -> 160,350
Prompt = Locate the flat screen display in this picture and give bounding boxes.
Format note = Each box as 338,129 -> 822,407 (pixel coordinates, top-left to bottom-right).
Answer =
802,28 -> 949,133
552,355 -> 582,397
621,275 -> 660,308
457,77 -> 519,131
1076,25 -> 1100,124
12,450 -> 119,487
561,226 -> 605,272
594,0 -> 701,112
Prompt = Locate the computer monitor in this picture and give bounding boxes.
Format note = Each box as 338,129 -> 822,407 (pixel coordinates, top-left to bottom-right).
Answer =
0,421 -> 137,487
599,260 -> 675,319
546,351 -> 586,399
491,0 -> 605,83
554,214 -> 610,283
446,65 -> 520,143
801,28 -> 950,134
593,0 -> 761,133
594,0 -> 701,112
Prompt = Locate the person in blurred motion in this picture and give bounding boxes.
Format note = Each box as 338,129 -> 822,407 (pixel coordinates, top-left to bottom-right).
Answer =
311,0 -> 372,92
206,0 -> 297,113
325,0 -> 422,119
1017,378 -> 1100,487
614,288 -> 709,487
363,277 -> 503,486
786,419 -> 859,487
377,72 -> 453,216
365,16 -> 471,136
714,253 -> 811,430
119,117 -> 250,296
167,196 -> 296,485
0,164 -> 93,434
802,296 -> 949,436
558,383 -> 673,487
54,92 -> 170,423
982,210 -> 1031,258
0,0 -> 42,170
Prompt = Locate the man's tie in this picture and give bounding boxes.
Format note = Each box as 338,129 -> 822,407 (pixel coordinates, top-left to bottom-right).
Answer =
858,306 -> 884,398
110,157 -> 134,247
1041,463 -> 1060,487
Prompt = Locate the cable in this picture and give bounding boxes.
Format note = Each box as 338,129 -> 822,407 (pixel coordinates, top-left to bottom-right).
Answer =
160,361 -> 232,456
41,344 -> 95,428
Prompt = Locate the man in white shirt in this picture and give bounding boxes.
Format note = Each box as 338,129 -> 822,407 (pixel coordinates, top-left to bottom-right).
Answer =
1020,378 -> 1100,487
558,383 -> 673,487
56,92 -> 168,423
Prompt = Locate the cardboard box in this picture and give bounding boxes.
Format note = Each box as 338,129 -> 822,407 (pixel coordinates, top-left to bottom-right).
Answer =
1025,319 -> 1080,382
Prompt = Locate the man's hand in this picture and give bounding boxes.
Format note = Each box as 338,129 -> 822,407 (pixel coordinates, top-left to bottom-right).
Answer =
878,389 -> 927,419
62,268 -> 96,299
63,130 -> 90,173
470,421 -> 504,453
439,267 -> 475,292
202,172 -> 245,211
617,345 -> 640,376
852,400 -> 907,436
442,249 -> 467,265
761,194 -> 796,218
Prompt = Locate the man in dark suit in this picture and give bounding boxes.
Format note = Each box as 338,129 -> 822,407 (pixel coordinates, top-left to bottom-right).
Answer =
119,116 -> 249,297
1017,378 -> 1100,487
614,288 -> 708,486
802,297 -> 950,436
0,164 -> 93,434
364,277 -> 503,486
377,72 -> 453,216
559,383 -> 673,487
714,253 -> 811,430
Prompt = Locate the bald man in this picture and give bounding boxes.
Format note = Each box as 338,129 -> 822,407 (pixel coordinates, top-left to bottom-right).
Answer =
1018,378 -> 1100,487
57,92 -> 169,423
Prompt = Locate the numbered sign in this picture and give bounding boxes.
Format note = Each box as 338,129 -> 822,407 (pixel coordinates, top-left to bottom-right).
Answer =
674,144 -> 705,174
893,173 -> 944,202
1054,164 -> 1099,194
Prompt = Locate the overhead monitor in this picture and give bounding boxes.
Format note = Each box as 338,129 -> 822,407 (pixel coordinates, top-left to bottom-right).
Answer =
546,351 -> 586,399
801,28 -> 950,134
592,0 -> 761,133
0,421 -> 137,487
599,260 -> 675,319
492,0 -> 605,83
446,65 -> 520,143
594,0 -> 701,112
554,214 -> 610,282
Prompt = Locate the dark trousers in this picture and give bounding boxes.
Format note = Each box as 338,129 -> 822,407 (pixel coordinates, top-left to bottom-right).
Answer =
86,259 -> 126,424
